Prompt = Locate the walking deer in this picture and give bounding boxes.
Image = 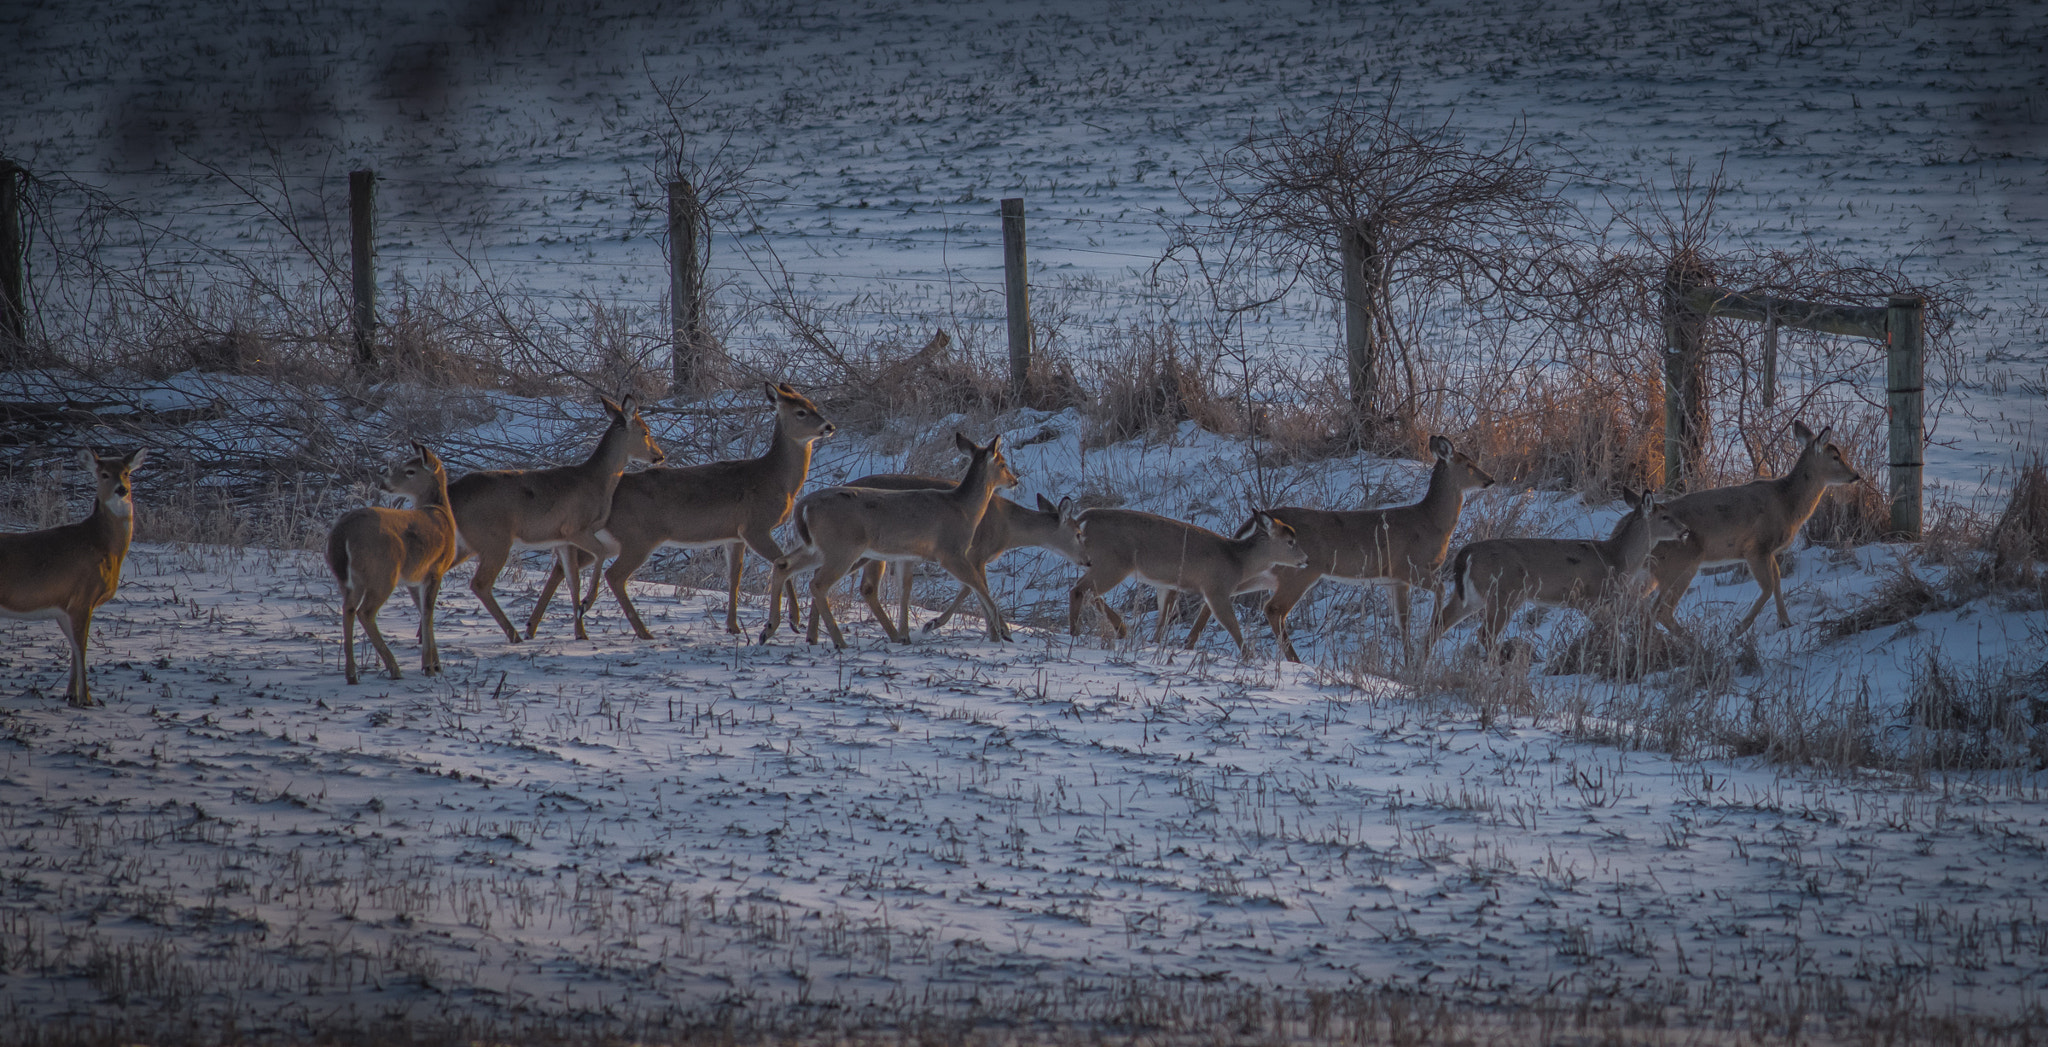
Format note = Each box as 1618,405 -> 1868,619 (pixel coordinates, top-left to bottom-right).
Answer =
1186,436 -> 1494,660
1648,420 -> 1864,638
0,448 -> 146,707
447,394 -> 663,643
842,473 -> 1087,640
760,434 -> 1017,648
327,443 -> 459,684
1065,509 -> 1308,659
528,383 -> 834,639
1424,488 -> 1688,661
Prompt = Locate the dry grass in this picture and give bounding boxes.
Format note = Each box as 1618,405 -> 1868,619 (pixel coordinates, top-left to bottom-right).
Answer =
1986,459 -> 2048,586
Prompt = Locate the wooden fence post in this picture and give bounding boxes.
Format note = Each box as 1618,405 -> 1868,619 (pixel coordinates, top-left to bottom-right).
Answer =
1660,271 -> 1708,489
0,161 -> 26,365
1001,198 -> 1031,401
1887,295 -> 1925,540
669,178 -> 705,395
349,169 -> 377,370
1340,224 -> 1376,414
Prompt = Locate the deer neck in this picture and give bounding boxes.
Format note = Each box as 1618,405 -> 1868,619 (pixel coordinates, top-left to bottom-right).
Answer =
1412,459 -> 1467,534
89,487 -> 135,556
1776,452 -> 1834,522
581,418 -> 636,497
947,454 -> 1002,523
1600,510 -> 1655,572
758,419 -> 815,497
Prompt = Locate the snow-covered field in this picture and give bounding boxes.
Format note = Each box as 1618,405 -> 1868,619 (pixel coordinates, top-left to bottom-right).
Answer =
4,0 -> 2048,1042
1,535 -> 2044,1042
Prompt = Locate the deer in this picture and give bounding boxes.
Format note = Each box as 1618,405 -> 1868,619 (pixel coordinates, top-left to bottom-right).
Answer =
839,473 -> 1088,640
1065,508 -> 1309,659
1648,420 -> 1864,638
326,443 -> 460,684
1183,435 -> 1495,661
445,394 -> 663,644
1422,488 -> 1689,661
527,383 -> 835,640
759,433 -> 1017,648
0,448 -> 146,707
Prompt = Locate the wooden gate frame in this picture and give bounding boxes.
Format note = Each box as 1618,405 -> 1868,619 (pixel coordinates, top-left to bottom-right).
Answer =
1663,284 -> 1924,540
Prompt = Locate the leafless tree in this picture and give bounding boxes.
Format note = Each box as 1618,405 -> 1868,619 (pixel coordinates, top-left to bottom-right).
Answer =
1166,86 -> 1577,430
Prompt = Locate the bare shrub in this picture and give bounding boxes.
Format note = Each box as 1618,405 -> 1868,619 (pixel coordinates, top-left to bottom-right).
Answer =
1987,459 -> 2048,585
1901,653 -> 2048,773
1083,320 -> 1240,446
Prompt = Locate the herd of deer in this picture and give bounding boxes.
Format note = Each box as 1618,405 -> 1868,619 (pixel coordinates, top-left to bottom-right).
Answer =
1,382 -> 1866,706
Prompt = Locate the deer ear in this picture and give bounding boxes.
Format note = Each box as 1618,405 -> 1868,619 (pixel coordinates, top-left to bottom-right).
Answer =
764,381 -> 781,403
1791,420 -> 1816,445
954,431 -> 975,453
1037,494 -> 1057,513
1622,487 -> 1642,510
620,394 -> 640,416
1812,426 -> 1833,447
1057,496 -> 1075,518
122,448 -> 147,470
79,448 -> 98,471
1429,435 -> 1452,460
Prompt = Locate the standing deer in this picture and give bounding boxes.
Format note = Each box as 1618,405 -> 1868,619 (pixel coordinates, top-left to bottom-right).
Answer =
327,443 -> 459,684
528,383 -> 834,639
0,448 -> 146,707
1648,420 -> 1864,638
1065,509 -> 1309,659
447,394 -> 663,643
1423,488 -> 1688,661
1185,435 -> 1495,661
841,474 -> 1088,640
760,434 -> 1017,648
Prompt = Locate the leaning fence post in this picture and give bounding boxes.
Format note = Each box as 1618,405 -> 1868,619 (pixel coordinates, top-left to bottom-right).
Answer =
669,178 -> 705,395
349,169 -> 377,370
0,161 -> 27,365
1660,270 -> 1708,489
1886,295 -> 1925,540
1001,197 -> 1031,401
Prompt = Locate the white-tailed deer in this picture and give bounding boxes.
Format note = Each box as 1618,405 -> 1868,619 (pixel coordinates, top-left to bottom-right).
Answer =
1185,435 -> 1494,661
529,383 -> 834,639
1649,420 -> 1864,637
1065,509 -> 1308,659
842,474 -> 1087,639
327,443 -> 460,684
1424,488 -> 1688,661
0,449 -> 145,707
760,434 -> 1017,648
447,394 -> 663,643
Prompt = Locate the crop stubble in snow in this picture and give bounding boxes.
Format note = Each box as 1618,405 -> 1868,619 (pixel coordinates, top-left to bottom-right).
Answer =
0,544 -> 2045,1038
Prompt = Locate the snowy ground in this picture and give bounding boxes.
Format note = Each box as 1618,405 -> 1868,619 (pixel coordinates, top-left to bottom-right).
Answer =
0,535 -> 2044,1041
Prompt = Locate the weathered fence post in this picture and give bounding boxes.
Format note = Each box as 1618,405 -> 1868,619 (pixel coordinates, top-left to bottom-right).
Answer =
1887,295 -> 1925,540
0,161 -> 27,366
1001,198 -> 1031,401
669,178 -> 705,395
1660,270 -> 1708,489
348,169 -> 377,370
1340,224 -> 1375,415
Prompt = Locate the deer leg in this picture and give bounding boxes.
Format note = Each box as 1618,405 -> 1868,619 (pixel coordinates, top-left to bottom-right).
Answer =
358,589 -> 404,680
938,553 -> 1009,643
595,544 -> 657,641
1648,541 -> 1704,640
1264,570 -> 1319,664
1201,590 -> 1254,659
526,549 -> 579,639
468,548 -> 523,643
342,593 -> 361,685
858,560 -> 906,642
924,584 -> 973,634
739,530 -> 792,636
1734,551 -> 1787,633
1422,585 -> 1478,663
1477,597 -> 1518,663
66,607 -> 95,707
418,577 -> 443,676
1151,588 -> 1179,645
